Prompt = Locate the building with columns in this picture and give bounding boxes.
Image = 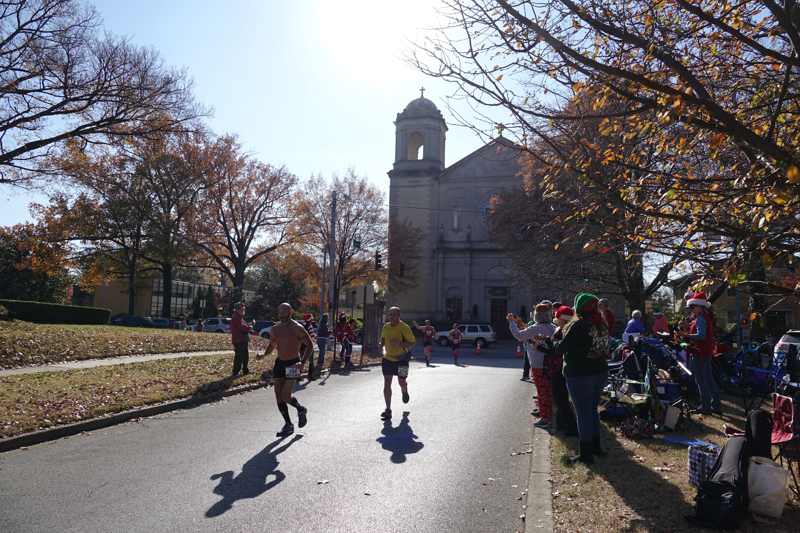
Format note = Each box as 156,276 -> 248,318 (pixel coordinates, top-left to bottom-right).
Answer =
387,93 -> 533,323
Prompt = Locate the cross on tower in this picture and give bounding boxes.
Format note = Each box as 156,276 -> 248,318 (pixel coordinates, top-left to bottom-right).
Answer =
420,87 -> 425,98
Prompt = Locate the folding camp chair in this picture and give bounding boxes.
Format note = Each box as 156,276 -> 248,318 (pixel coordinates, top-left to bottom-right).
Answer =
771,392 -> 800,498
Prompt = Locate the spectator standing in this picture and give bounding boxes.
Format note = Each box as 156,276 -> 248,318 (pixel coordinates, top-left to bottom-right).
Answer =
507,303 -> 557,429
598,299 -> 615,337
550,306 -> 578,437
676,292 -> 721,415
180,317 -> 187,330
230,302 -> 255,376
650,307 -> 669,334
316,313 -> 330,367
195,319 -> 204,332
537,293 -> 609,465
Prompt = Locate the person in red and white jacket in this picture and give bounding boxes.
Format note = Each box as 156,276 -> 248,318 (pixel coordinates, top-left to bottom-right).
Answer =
677,291 -> 720,416
334,312 -> 355,367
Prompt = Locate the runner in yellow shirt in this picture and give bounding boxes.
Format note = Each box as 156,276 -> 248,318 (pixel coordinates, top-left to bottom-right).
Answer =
379,306 -> 416,420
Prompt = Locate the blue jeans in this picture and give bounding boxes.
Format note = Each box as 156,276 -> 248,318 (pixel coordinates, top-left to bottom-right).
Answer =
343,339 -> 353,356
565,371 -> 608,443
691,356 -> 720,413
317,338 -> 328,365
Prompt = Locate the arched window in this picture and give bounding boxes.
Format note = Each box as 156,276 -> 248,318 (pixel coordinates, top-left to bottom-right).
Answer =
408,131 -> 424,160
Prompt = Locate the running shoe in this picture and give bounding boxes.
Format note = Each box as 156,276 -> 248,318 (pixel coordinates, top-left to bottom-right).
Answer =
276,422 -> 294,437
380,409 -> 392,420
533,419 -> 550,428
298,406 -> 308,428
402,389 -> 409,404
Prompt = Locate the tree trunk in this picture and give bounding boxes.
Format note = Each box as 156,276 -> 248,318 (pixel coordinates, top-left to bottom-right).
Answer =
127,253 -> 137,316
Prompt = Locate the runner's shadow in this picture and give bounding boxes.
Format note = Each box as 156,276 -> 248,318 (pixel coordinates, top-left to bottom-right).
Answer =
376,411 -> 424,464
205,434 -> 303,517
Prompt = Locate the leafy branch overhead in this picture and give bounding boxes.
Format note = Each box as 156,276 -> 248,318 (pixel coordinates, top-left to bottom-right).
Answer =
410,0 -> 800,294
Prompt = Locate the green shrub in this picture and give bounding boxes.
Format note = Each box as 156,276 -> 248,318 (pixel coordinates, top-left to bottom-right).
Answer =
0,299 -> 111,324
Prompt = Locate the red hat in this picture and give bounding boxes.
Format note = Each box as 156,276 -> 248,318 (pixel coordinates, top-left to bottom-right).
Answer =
686,291 -> 710,308
303,313 -> 313,321
339,311 -> 346,320
555,306 -> 575,320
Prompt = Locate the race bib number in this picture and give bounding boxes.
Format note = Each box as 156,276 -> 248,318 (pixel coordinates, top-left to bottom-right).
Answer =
285,365 -> 301,379
398,365 -> 409,378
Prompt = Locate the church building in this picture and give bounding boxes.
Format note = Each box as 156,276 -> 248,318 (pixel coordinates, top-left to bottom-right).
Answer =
387,93 -> 534,323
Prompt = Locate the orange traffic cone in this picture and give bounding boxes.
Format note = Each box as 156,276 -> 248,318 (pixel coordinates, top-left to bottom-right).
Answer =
476,343 -> 482,355
516,344 -> 522,357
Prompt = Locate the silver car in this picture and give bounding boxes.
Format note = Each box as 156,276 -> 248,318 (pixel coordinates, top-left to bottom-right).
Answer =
436,324 -> 498,348
202,318 -> 231,333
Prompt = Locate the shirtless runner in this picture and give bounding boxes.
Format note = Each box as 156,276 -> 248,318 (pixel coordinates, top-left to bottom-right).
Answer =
256,302 -> 314,437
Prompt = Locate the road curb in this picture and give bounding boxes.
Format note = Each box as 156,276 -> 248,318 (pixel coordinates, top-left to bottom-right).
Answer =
0,361 -> 382,454
525,425 -> 554,533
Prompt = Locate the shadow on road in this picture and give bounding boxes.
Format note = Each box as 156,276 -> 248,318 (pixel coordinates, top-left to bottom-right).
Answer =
205,434 -> 304,517
376,411 -> 423,464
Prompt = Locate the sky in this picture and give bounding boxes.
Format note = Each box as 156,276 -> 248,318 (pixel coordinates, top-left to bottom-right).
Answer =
0,0 -> 499,227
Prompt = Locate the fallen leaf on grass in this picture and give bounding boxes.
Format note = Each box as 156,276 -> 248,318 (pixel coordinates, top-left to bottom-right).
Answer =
552,491 -> 560,498
654,467 -> 672,472
632,454 -> 645,462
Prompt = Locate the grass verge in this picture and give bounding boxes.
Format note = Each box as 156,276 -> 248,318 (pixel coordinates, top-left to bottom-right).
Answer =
550,390 -> 800,532
0,321 -> 264,369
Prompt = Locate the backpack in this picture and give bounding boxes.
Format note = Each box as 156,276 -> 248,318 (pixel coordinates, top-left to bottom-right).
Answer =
586,322 -> 610,359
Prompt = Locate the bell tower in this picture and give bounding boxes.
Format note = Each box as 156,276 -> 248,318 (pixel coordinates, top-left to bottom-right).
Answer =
391,88 -> 448,173
387,90 -> 447,319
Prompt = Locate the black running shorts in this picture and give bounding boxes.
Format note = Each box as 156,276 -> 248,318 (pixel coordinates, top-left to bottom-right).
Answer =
450,343 -> 460,352
422,340 -> 432,347
274,357 -> 301,379
382,357 -> 409,377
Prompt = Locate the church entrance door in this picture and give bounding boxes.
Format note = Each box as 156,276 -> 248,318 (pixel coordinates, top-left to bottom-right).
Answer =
489,299 -> 507,323
446,298 -> 462,323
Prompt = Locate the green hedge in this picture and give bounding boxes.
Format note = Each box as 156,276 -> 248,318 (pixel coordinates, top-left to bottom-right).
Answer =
0,299 -> 111,325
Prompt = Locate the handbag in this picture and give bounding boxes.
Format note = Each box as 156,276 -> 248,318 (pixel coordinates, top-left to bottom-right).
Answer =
688,444 -> 721,487
396,348 -> 412,362
747,456 -> 790,518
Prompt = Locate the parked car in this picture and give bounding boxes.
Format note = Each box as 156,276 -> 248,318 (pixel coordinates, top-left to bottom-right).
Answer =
775,330 -> 800,359
253,320 -> 273,333
354,327 -> 363,344
185,319 -> 198,331
202,318 -> 231,333
258,325 -> 273,339
107,315 -> 155,328
436,324 -> 497,348
153,318 -> 180,329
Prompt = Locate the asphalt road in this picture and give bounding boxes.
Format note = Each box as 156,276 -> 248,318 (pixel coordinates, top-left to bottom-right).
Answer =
0,347 -> 538,533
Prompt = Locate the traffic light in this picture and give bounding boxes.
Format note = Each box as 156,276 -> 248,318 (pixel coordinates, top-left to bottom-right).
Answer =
741,318 -> 748,325
375,251 -> 382,270
399,262 -> 405,278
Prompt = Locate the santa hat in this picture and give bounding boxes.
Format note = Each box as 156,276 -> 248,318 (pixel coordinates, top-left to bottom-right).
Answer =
303,313 -> 313,322
652,307 -> 662,316
338,312 -> 346,320
554,306 -> 574,320
683,291 -> 695,301
686,291 -> 710,308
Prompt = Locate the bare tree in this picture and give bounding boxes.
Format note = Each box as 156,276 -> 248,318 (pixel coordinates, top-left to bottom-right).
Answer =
0,0 -> 209,185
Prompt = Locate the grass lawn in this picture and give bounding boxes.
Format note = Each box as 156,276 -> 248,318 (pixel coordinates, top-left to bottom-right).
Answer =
0,322 -> 383,439
550,389 -> 800,532
0,320 -> 257,369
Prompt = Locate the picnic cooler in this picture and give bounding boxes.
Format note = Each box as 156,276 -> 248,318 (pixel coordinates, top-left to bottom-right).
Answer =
656,381 -> 681,402
689,444 -> 721,487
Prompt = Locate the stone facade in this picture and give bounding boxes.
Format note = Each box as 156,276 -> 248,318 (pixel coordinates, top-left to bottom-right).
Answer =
387,95 -> 532,323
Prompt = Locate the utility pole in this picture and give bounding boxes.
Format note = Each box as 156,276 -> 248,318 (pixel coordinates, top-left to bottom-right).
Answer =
329,192 -> 336,314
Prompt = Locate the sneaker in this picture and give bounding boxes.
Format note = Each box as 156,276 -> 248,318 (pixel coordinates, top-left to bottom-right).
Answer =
276,423 -> 294,437
534,419 -> 550,428
298,406 -> 308,428
531,409 -> 540,417
381,409 -> 392,420
402,389 -> 409,404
